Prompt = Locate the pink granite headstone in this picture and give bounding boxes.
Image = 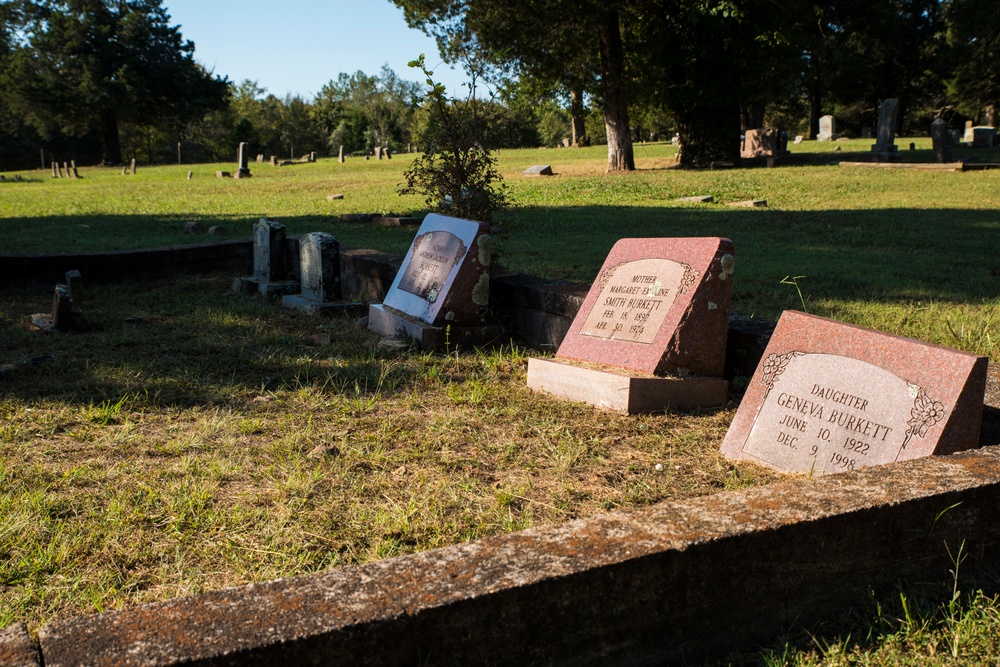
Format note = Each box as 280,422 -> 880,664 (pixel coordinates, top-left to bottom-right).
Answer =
379,213 -> 492,326
720,311 -> 988,475
555,237 -> 736,377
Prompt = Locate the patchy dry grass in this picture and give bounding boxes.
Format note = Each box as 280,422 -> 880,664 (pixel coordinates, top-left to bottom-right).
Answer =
0,274 -> 781,631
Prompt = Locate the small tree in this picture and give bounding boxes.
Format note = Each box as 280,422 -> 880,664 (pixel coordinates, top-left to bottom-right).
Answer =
399,55 -> 508,223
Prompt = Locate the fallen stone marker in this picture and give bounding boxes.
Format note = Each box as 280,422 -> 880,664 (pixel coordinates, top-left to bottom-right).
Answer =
727,199 -> 767,208
369,213 -> 498,349
528,237 -> 734,413
326,194 -> 344,201
675,195 -> 714,204
522,164 -> 554,177
720,310 -> 987,475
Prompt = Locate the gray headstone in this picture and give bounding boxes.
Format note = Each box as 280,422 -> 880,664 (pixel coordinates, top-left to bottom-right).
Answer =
972,127 -> 996,149
375,146 -> 382,160
130,158 -> 136,175
52,284 -> 73,332
253,218 -> 288,283
817,115 -> 835,141
237,142 -> 252,178
931,118 -> 952,163
871,99 -> 900,161
523,165 -> 554,177
51,161 -> 58,178
338,146 -> 344,163
299,232 -> 341,302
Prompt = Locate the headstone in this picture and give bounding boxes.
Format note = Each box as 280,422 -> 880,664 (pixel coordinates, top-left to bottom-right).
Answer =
562,138 -> 571,148
326,194 -> 345,201
720,311 -> 987,475
909,142 -> 916,151
51,161 -> 58,178
64,270 -> 82,302
523,165 -> 554,177
216,171 -> 231,178
527,238 -> 735,413
282,233 -> 362,315
675,195 -> 714,204
870,98 -> 901,162
13,175 -> 21,182
236,142 -> 252,178
270,155 -> 278,166
31,284 -> 74,333
309,151 -> 316,162
338,146 -> 344,163
971,127 -> 996,149
256,154 -> 264,163
384,147 -> 391,159
817,115 -> 836,141
70,161 -> 80,178
187,171 -> 193,180
233,218 -> 299,296
741,128 -> 780,158
121,166 -> 128,176
368,213 -> 498,349
727,199 -> 767,208
793,136 -> 803,145
375,147 -> 383,160
130,158 -> 136,175
931,118 -> 952,163
964,120 -> 974,142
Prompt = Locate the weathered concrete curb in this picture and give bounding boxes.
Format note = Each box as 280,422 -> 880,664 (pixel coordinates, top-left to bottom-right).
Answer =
0,623 -> 39,667
32,445 -> 1000,666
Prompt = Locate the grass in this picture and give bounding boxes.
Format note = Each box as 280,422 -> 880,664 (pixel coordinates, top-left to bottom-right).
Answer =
2,139 -> 1000,662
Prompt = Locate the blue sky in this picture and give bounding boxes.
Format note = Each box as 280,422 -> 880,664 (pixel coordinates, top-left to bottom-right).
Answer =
161,1 -> 470,100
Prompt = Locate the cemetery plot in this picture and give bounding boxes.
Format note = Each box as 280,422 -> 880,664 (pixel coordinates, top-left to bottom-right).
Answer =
720,311 -> 988,475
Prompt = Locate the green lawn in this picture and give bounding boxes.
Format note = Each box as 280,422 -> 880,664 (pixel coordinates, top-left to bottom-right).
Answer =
2,139 -> 1000,663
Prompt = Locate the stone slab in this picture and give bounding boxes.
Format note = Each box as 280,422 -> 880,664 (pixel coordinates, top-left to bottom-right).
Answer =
721,310 -> 988,475
35,446 -> 1000,666
555,237 -> 735,377
375,216 -> 422,228
675,195 -> 714,204
0,623 -> 39,667
368,304 -> 501,350
527,357 -> 728,413
281,295 -> 365,317
726,199 -> 767,208
522,164 -> 553,176
379,213 -> 492,327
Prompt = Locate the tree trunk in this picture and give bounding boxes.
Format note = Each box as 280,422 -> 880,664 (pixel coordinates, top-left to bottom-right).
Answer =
99,108 -> 123,165
570,85 -> 586,147
808,54 -> 822,140
598,9 -> 634,172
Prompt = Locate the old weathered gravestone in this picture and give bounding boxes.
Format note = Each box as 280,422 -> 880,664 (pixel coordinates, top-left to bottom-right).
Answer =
523,165 -> 554,177
368,213 -> 497,349
871,98 -> 901,162
130,159 -> 137,175
232,219 -> 299,296
817,115 -> 836,141
971,127 -> 997,148
236,142 -> 252,179
527,238 -> 735,414
963,120 -> 975,142
338,146 -> 344,163
31,284 -> 74,333
931,118 -> 952,163
51,161 -> 59,178
741,129 -> 780,158
282,233 -> 363,316
720,311 -> 987,475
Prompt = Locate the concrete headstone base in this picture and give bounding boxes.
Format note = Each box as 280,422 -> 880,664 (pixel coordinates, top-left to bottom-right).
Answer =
526,357 -> 728,414
368,304 -> 501,350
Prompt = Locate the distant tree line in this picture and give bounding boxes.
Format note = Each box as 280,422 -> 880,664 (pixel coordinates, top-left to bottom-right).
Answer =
1,0 -> 998,171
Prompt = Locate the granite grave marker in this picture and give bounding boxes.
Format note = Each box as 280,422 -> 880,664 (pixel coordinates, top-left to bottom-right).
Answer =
282,233 -> 361,315
720,311 -> 987,475
527,237 -> 735,413
871,98 -> 901,162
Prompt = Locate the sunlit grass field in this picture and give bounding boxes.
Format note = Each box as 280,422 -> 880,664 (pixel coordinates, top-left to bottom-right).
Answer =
2,139 -> 1000,663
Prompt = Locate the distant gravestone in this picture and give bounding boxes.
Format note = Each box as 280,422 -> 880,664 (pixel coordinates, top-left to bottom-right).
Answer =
236,142 -> 252,179
675,195 -> 714,204
216,171 -> 230,178
384,147 -> 391,159
971,127 -> 996,149
720,311 -> 987,475
51,161 -> 59,178
963,120 -> 975,142
256,154 -> 264,163
931,118 -> 952,163
523,165 -> 554,177
527,238 -> 735,413
338,146 -> 344,163
368,213 -> 497,349
233,218 -> 299,296
817,115 -> 836,141
130,158 -> 137,175
375,147 -> 382,160
741,129 -> 780,158
187,171 -> 193,180
270,156 -> 278,166
282,233 -> 361,315
793,135 -> 803,145
871,98 -> 901,162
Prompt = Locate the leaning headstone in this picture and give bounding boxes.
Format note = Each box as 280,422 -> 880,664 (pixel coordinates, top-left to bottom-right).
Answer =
338,146 -> 344,163
57,164 -> 65,178
816,115 -> 836,141
720,311 -> 987,475
527,237 -> 735,413
931,118 -> 952,164
236,142 -> 252,178
130,158 -> 136,175
31,284 -> 74,333
232,218 -> 299,296
70,161 -> 80,178
523,165 -> 554,177
368,213 -> 498,349
793,136 -> 803,145
870,98 -> 901,162
187,171 -> 193,180
282,233 -> 362,316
